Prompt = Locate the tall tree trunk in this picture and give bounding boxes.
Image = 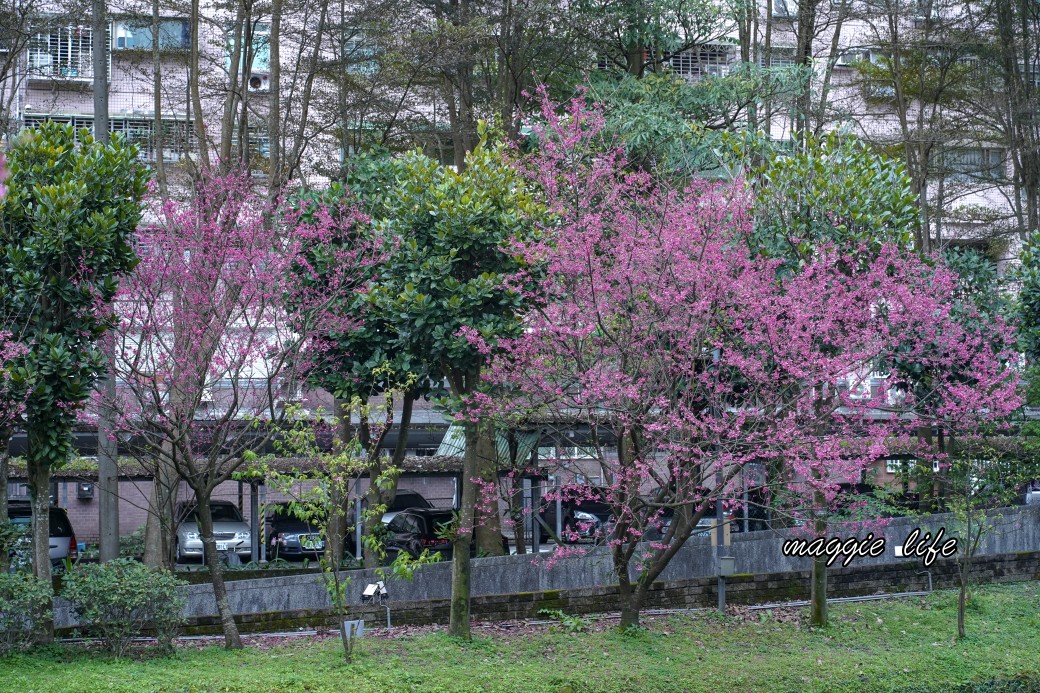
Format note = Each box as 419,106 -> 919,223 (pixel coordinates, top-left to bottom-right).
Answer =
810,555 -> 828,627
474,426 -> 504,555
810,487 -> 828,626
93,0 -> 119,566
27,454 -> 53,642
449,419 -> 479,638
197,493 -> 243,649
268,0 -> 283,194
151,0 -> 168,198
144,441 -> 178,570
0,426 -> 10,573
507,475 -> 526,555
326,398 -> 351,566
617,562 -> 640,629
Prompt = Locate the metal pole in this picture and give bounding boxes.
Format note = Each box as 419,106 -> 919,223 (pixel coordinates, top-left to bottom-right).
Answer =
555,476 -> 562,541
250,481 -> 259,563
259,483 -> 267,563
716,468 -> 725,613
531,477 -> 542,553
743,467 -> 749,534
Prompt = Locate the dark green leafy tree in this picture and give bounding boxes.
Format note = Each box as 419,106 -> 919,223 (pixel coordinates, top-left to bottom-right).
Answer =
0,123 -> 146,590
360,136 -> 544,638
586,68 -> 806,177
288,180 -> 439,567
742,130 -> 918,269
1017,231 -> 1040,365
736,129 -> 917,626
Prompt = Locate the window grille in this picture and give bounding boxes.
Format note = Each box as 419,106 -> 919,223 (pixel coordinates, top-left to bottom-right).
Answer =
668,44 -> 731,79
27,24 -> 110,80
22,114 -> 196,163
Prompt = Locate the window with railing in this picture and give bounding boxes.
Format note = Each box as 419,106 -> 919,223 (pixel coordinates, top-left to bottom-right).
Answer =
28,24 -> 110,81
942,147 -> 1004,182
667,44 -> 731,79
22,114 -> 196,162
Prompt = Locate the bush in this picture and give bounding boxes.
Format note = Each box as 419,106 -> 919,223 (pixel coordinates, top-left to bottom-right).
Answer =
62,558 -> 186,656
119,528 -> 146,560
0,572 -> 52,654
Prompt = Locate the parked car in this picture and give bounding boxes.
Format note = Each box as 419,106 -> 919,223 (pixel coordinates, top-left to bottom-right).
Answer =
266,503 -> 323,560
384,508 -> 508,561
7,501 -> 78,570
538,486 -> 614,543
174,500 -> 252,563
375,490 -> 436,525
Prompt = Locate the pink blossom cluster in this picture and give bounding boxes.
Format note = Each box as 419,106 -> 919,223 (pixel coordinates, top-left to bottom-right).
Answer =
469,96 -> 1020,578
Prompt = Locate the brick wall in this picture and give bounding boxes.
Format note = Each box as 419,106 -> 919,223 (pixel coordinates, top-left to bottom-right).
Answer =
172,550 -> 1040,635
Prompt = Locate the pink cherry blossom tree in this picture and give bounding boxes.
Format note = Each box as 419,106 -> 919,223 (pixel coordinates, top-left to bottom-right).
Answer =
104,170 -> 377,649
470,97 -> 1020,628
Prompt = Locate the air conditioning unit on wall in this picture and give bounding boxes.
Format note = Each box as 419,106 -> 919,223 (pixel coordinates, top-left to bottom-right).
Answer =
247,72 -> 269,92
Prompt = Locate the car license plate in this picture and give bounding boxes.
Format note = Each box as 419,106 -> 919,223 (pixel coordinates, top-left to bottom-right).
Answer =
300,535 -> 323,550
217,542 -> 229,551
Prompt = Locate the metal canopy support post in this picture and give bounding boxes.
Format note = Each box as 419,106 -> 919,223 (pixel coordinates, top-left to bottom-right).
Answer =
531,477 -> 542,553
354,479 -> 363,562
555,476 -> 563,541
259,483 -> 267,563
250,481 -> 259,563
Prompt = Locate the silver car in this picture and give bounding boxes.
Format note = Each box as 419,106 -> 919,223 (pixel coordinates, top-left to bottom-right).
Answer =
7,501 -> 78,570
175,501 -> 252,563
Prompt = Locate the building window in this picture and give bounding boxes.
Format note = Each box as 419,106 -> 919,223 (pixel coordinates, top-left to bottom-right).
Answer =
28,24 -> 109,81
114,18 -> 189,51
668,44 -> 731,79
760,46 -> 796,68
344,30 -> 377,75
226,22 -> 270,91
943,147 -> 1004,181
885,458 -> 941,473
22,114 -> 196,162
773,0 -> 797,18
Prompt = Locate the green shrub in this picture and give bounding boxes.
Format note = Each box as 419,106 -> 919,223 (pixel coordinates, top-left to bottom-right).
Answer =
62,558 -> 186,656
119,528 -> 146,560
0,572 -> 52,654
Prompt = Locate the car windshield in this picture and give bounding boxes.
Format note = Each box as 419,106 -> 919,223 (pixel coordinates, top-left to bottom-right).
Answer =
184,504 -> 243,523
10,511 -> 73,536
389,493 -> 432,511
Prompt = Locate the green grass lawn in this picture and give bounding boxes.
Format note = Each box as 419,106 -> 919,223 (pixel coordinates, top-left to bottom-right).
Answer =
2,582 -> 1039,693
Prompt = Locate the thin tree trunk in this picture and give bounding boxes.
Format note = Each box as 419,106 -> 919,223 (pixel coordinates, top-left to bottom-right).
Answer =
449,419 -> 479,639
189,0 -> 211,169
810,485 -> 828,626
197,493 -> 243,649
151,0 -> 168,198
269,0 -> 283,193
